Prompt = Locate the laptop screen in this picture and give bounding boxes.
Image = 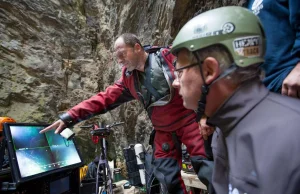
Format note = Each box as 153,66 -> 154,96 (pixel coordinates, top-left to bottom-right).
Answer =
3,123 -> 83,183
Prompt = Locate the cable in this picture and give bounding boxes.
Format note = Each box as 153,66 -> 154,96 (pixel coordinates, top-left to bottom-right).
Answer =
62,137 -> 70,147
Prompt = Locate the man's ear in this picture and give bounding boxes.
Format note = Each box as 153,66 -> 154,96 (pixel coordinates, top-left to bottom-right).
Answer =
134,43 -> 142,52
202,57 -> 220,85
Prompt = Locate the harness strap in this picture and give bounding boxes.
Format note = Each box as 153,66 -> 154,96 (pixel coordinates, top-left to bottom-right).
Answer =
171,132 -> 182,158
149,129 -> 156,164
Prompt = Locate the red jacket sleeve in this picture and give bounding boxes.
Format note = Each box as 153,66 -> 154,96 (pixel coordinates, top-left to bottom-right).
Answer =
67,76 -> 135,123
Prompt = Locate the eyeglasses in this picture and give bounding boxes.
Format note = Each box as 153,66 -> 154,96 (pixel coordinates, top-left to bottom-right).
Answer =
174,62 -> 202,80
114,48 -> 134,59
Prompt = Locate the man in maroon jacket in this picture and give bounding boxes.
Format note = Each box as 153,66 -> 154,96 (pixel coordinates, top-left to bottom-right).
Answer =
41,33 -> 212,194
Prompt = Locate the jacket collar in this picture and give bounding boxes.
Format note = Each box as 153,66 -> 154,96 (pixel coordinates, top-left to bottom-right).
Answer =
207,79 -> 269,137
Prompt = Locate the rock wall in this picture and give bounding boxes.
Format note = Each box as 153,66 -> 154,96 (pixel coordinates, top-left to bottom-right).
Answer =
0,0 -> 242,164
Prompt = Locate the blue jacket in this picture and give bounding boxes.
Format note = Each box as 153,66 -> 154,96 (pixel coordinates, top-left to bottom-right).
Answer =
247,0 -> 300,92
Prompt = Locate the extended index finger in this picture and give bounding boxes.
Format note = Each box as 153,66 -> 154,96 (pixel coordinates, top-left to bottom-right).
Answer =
39,124 -> 56,134
39,121 -> 61,134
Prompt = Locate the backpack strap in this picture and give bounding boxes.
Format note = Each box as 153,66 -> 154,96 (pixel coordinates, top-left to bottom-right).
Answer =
157,49 -> 175,83
143,45 -> 164,53
144,54 -> 163,101
144,45 -> 175,83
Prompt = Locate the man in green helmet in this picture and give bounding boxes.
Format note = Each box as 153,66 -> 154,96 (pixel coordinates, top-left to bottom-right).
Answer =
171,6 -> 300,194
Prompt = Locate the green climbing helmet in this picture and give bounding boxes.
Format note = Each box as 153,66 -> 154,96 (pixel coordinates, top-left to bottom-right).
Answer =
171,6 -> 266,67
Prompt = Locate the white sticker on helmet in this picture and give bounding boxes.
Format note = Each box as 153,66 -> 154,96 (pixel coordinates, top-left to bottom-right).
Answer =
192,22 -> 235,39
222,22 -> 235,34
233,36 -> 261,57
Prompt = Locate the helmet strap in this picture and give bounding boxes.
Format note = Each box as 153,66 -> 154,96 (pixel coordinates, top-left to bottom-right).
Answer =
196,85 -> 209,122
194,53 -> 209,122
193,52 -> 238,122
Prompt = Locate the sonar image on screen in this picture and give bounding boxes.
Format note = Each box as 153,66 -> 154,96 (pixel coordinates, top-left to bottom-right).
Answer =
9,125 -> 82,178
